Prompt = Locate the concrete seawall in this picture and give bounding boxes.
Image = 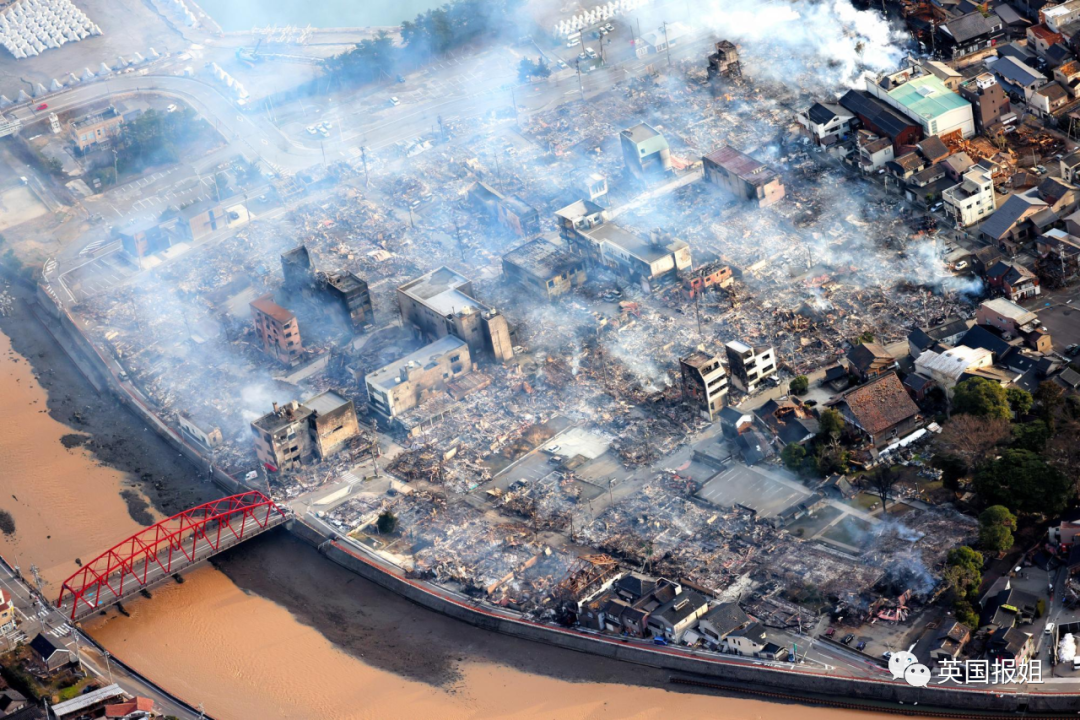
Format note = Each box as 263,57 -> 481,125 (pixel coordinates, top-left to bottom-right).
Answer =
289,520 -> 1079,716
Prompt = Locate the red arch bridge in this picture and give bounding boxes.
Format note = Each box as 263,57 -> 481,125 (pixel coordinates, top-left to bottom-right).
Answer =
57,491 -> 288,622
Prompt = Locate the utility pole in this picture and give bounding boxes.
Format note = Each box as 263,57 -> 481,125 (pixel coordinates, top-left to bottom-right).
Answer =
103,649 -> 114,684
662,21 -> 671,67
575,58 -> 585,102
360,146 -> 369,187
694,290 -> 703,340
453,215 -> 465,261
370,418 -> 380,478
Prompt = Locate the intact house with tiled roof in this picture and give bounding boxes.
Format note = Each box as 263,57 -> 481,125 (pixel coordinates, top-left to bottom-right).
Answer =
826,372 -> 922,447
846,341 -> 897,382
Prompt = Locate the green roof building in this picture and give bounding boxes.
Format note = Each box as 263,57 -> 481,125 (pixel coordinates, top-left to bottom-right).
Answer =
866,70 -> 975,140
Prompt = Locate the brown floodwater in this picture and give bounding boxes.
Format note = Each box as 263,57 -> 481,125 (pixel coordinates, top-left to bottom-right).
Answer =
0,327 -> 892,719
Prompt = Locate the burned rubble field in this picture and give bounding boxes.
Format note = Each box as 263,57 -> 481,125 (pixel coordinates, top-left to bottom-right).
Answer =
73,58 -> 976,623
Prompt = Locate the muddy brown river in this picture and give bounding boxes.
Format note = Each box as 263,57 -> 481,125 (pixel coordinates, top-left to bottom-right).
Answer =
0,325 -> 890,719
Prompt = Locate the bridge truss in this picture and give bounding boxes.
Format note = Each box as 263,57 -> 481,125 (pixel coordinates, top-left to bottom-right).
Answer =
57,491 -> 286,621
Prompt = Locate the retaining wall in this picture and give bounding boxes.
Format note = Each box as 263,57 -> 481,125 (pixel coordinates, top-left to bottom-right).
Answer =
303,523 -> 1079,716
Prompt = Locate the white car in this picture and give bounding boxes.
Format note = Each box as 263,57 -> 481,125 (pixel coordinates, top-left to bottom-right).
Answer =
165,103 -> 177,113
586,47 -> 598,59
389,97 -> 400,106
1045,622 -> 1055,635
306,126 -> 318,135
566,37 -> 581,47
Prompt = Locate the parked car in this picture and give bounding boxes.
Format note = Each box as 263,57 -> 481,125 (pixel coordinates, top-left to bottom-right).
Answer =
35,103 -> 47,110
841,633 -> 855,645
856,640 -> 867,651
825,627 -> 835,637
567,37 -> 581,47
653,636 -> 668,646
166,103 -> 178,113
1035,165 -> 1047,175
306,126 -> 318,135
389,97 -> 400,106
586,47 -> 598,59
603,23 -> 614,32
1046,622 -> 1056,635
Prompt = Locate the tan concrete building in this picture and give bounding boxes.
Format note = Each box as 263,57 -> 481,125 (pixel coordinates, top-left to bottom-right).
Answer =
69,106 -> 123,151
397,267 -> 513,362
250,294 -> 302,366
365,336 -> 473,420
179,198 -> 228,241
177,411 -> 223,453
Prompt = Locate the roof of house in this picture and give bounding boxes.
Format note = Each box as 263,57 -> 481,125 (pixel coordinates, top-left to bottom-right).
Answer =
917,345 -> 994,380
847,342 -> 894,374
1035,81 -> 1070,102
736,429 -> 773,465
1029,23 -> 1064,43
806,102 -> 851,125
839,90 -> 919,139
903,372 -> 933,394
991,56 -> 1047,88
718,405 -> 751,424
980,194 -> 1047,241
958,325 -> 1012,357
831,372 -> 920,436
701,602 -> 751,637
621,122 -> 667,151
104,698 -> 154,718
28,634 -> 65,662
891,152 -> 925,173
1057,366 -> 1080,389
987,259 -> 1038,286
652,589 -> 708,627
917,135 -> 951,162
943,11 -> 1001,43
729,621 -> 769,643
980,297 -> 1038,324
614,572 -> 657,600
943,152 -> 974,175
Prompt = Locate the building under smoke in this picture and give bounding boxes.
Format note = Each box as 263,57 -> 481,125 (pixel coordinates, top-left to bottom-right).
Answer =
397,266 -> 514,362
706,40 -> 741,81
280,244 -> 374,332
502,237 -> 587,300
702,146 -> 786,208
620,123 -> 672,180
250,294 -> 303,367
468,181 -> 541,237
251,391 -> 360,472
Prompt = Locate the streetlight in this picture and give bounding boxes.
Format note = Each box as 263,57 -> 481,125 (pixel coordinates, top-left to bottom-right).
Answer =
103,649 -> 114,684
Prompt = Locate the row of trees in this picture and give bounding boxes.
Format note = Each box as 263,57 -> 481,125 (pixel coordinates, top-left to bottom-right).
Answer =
325,0 -> 525,86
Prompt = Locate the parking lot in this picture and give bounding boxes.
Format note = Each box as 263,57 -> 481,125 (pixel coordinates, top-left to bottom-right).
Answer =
696,463 -> 813,517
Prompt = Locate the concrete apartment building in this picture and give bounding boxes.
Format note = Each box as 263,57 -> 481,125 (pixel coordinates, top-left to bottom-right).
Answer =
943,167 -> 996,227
976,297 -> 1040,335
725,340 -> 777,394
250,294 -> 303,366
502,237 -> 587,300
177,411 -> 223,453
69,106 -> 123,151
679,350 -> 729,421
397,267 -> 514,362
702,146 -> 786,207
865,67 -> 975,139
251,391 -> 360,471
365,336 -> 472,420
957,73 -> 1014,133
620,123 -> 672,179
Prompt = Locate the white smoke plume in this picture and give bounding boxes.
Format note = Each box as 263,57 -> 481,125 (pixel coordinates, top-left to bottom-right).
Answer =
695,0 -> 910,89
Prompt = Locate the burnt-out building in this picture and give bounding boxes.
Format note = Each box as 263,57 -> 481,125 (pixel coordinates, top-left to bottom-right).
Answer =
281,245 -> 315,289
680,350 -> 729,421
702,146 -> 785,207
502,237 -> 587,300
250,391 -> 361,471
707,40 -> 741,80
468,181 -> 540,237
324,271 -> 374,331
397,266 -> 514,362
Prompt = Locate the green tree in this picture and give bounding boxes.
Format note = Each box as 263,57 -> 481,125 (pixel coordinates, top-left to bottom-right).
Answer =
952,377 -> 1011,420
978,505 -> 1016,554
789,375 -> 809,395
954,599 -> 979,628
1035,381 -> 1064,423
377,510 -> 398,535
1012,420 -> 1051,452
818,408 -> 845,440
1006,387 -> 1033,417
974,449 -> 1074,515
781,442 -> 806,470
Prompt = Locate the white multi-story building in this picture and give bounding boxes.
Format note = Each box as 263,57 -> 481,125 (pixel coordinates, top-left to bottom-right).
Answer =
942,167 -> 996,227
724,341 -> 777,394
